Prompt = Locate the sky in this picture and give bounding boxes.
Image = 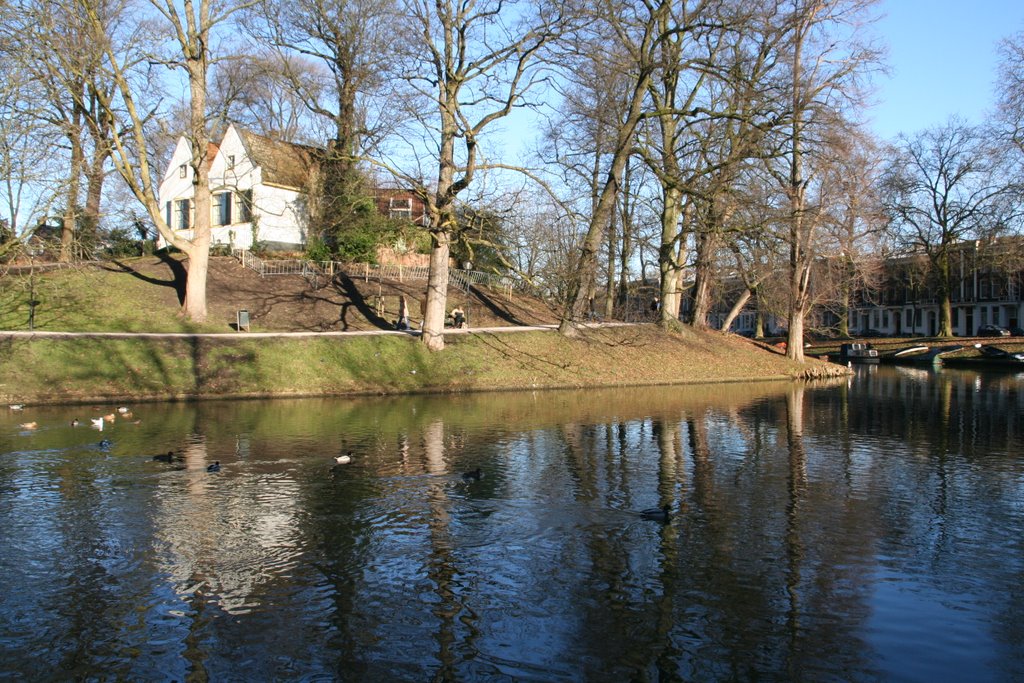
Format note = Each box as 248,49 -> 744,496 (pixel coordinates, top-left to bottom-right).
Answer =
870,0 -> 1024,140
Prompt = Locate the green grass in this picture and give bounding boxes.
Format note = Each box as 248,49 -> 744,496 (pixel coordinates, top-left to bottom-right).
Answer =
0,265 -> 218,333
1,259 -> 848,404
0,326 -> 841,405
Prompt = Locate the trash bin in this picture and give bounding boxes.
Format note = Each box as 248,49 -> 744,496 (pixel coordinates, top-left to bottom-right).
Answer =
236,309 -> 250,332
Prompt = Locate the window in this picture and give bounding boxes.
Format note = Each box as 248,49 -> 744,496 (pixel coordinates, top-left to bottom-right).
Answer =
174,199 -> 191,230
227,155 -> 235,169
165,201 -> 172,227
214,192 -> 231,226
389,197 -> 413,221
178,163 -> 187,178
235,189 -> 253,223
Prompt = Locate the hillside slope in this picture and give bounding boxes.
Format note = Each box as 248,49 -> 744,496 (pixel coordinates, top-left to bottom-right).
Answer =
1,255 -> 560,333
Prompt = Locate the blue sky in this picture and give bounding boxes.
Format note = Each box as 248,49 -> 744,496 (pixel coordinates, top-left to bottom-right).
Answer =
870,0 -> 1024,140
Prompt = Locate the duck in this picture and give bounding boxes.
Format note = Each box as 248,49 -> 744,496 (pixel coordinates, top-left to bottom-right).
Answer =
19,421 -> 38,430
90,417 -> 104,430
70,419 -> 80,427
206,461 -> 221,472
461,467 -> 483,481
334,452 -> 353,465
640,504 -> 671,523
117,406 -> 130,414
9,404 -> 24,411
98,439 -> 113,450
153,451 -> 176,463
102,413 -> 117,422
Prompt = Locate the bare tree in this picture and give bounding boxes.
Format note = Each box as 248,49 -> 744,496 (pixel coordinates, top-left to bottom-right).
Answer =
996,29 -> 1024,157
881,119 -> 1023,337
86,0 -> 258,322
0,51 -> 62,257
3,0 -> 116,261
381,0 -> 564,350
770,0 -> 880,361
558,0 -> 668,335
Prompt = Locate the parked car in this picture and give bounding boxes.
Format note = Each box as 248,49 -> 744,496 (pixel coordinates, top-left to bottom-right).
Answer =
977,324 -> 1011,337
1009,326 -> 1024,337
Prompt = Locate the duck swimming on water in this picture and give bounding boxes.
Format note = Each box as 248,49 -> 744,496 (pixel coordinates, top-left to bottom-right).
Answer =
207,461 -> 221,472
334,452 -> 353,465
640,504 -> 671,523
461,467 -> 483,481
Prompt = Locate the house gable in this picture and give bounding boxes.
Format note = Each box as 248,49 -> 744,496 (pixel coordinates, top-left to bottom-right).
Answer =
235,128 -> 315,191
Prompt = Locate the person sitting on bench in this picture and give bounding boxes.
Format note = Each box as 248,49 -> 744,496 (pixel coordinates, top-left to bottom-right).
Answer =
452,306 -> 466,329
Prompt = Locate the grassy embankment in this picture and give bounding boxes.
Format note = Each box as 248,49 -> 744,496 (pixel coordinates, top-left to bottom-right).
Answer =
0,260 -> 845,404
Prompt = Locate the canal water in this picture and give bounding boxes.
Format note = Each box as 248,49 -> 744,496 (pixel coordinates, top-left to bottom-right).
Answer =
1,367 -> 1023,681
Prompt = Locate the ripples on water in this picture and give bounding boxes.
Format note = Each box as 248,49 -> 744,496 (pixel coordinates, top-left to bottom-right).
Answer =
1,371 -> 1023,680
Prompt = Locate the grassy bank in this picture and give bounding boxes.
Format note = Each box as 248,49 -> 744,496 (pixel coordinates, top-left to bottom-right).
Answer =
1,256 -> 848,404
0,325 -> 842,405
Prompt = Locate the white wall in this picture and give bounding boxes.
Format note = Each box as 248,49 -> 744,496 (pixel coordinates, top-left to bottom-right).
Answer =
157,126 -> 309,251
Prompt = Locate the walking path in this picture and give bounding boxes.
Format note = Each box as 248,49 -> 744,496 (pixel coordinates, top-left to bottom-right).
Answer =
0,323 -> 636,340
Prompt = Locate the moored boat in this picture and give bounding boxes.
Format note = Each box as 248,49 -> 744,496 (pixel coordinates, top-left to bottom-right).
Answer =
839,342 -> 880,364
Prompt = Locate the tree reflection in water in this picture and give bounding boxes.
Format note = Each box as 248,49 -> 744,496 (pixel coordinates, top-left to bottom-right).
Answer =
1,370 -> 1023,681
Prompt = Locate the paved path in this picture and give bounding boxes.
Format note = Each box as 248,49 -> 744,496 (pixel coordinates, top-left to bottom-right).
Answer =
0,323 -> 647,340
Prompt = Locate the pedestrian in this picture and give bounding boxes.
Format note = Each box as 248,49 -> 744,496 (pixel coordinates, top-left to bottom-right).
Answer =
396,295 -> 410,330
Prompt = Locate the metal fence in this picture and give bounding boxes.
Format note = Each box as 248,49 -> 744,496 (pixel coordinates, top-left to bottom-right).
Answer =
233,249 -> 527,297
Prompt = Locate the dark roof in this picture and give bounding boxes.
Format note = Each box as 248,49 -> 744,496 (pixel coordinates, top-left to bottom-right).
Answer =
236,129 -> 316,190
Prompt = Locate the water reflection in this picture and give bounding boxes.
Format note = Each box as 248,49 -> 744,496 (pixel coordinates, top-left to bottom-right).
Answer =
1,371 -> 1023,680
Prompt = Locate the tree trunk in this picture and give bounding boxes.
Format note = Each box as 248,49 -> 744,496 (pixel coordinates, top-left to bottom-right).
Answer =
61,123 -> 84,262
183,55 -> 211,323
82,151 -> 107,247
559,68 -> 655,335
422,229 -> 451,351
658,186 -> 684,325
604,197 -> 617,319
690,227 -> 718,329
720,288 -> 752,332
936,251 -> 954,337
786,10 -> 810,363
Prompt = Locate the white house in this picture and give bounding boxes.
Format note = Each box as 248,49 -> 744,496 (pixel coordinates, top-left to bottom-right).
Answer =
157,125 -> 315,252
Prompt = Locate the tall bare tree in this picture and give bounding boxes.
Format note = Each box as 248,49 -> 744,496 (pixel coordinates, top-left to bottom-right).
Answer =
882,119 -> 1023,337
86,0 -> 257,321
771,0 -> 880,361
0,40 -> 62,255
4,0 -> 116,261
996,29 -> 1024,157
558,0 -> 669,335
383,0 -> 563,350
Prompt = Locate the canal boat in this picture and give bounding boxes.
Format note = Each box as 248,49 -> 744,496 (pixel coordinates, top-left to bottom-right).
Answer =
881,345 -> 929,364
839,342 -> 880,364
908,345 -> 964,366
943,343 -> 1024,369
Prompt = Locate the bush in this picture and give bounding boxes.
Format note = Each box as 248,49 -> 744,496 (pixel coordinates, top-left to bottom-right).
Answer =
305,235 -> 333,262
104,228 -> 143,257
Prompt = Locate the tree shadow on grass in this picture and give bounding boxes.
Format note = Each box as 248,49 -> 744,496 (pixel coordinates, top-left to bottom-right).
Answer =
103,253 -> 187,306
332,274 -> 395,330
469,285 -> 529,326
